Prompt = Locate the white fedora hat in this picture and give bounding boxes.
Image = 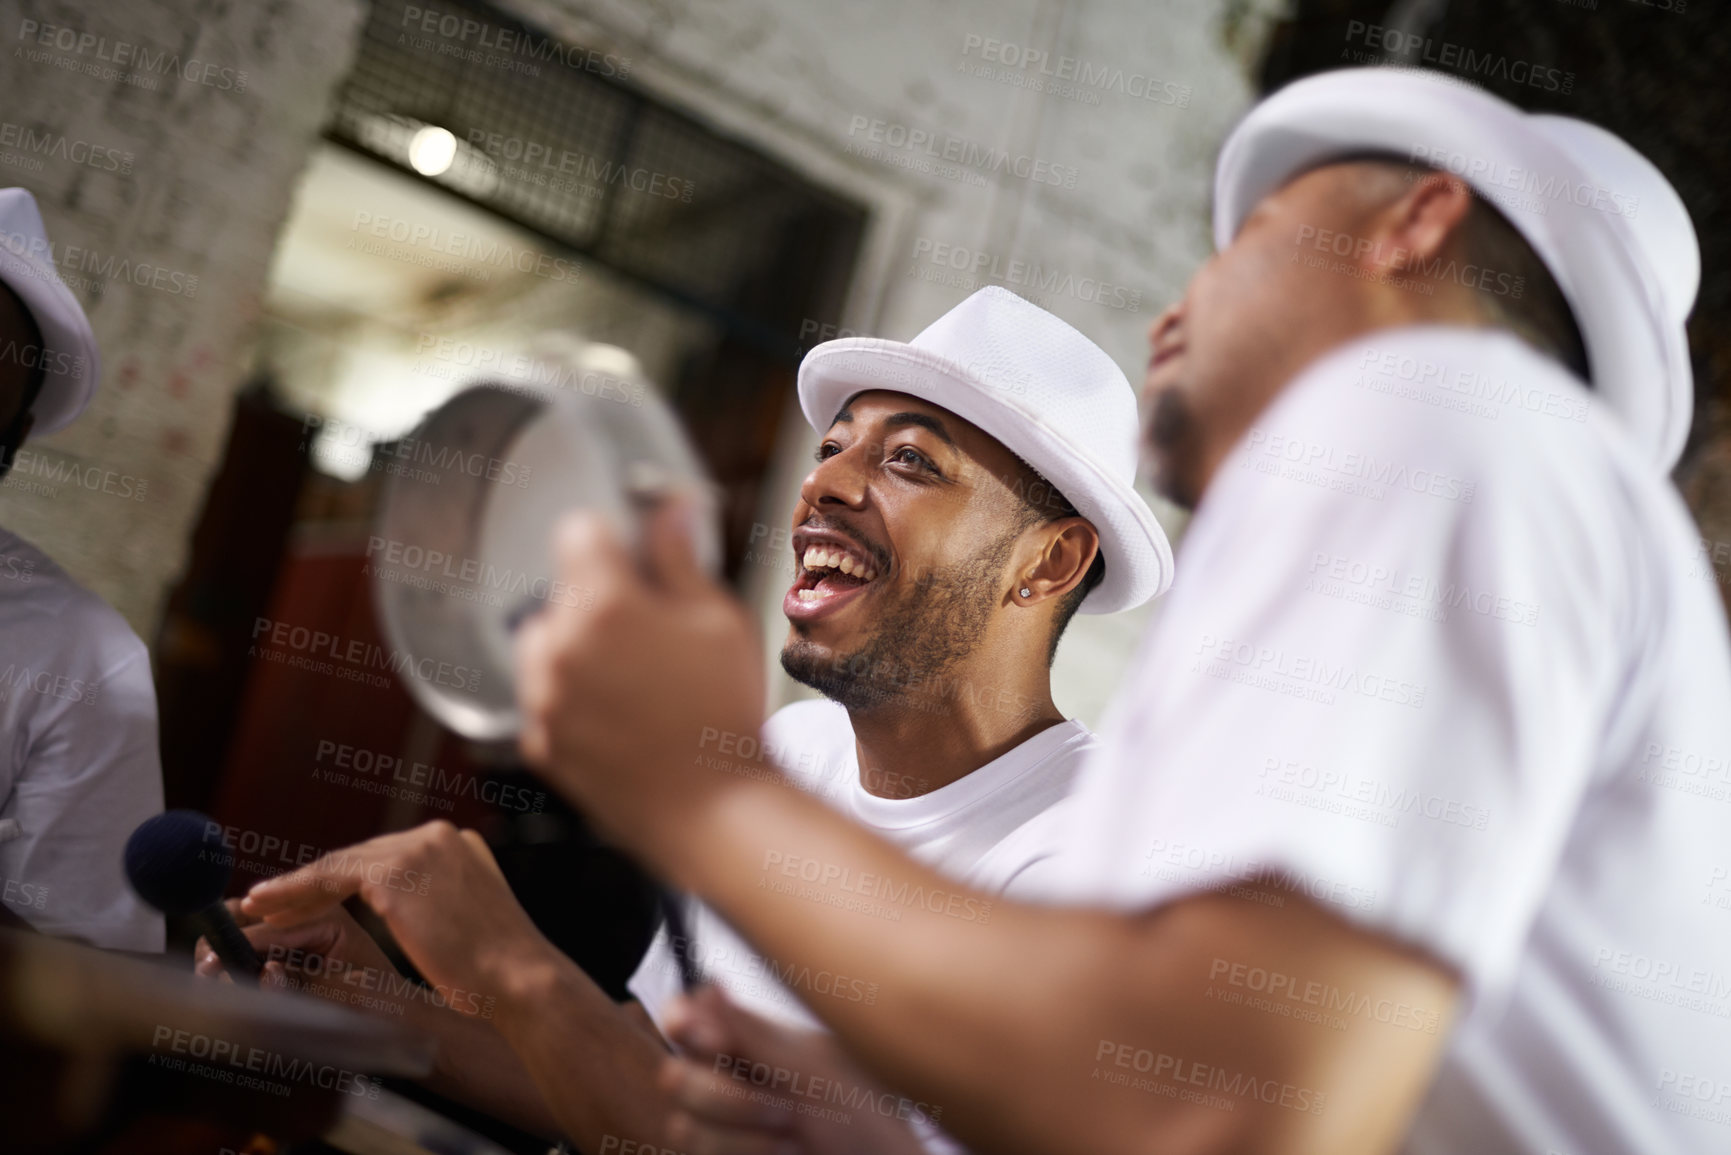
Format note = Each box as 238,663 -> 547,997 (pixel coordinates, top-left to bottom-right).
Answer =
1213,67 -> 1698,470
797,286 -> 1173,614
0,188 -> 100,436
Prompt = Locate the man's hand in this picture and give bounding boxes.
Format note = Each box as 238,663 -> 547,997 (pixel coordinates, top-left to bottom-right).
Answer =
514,498 -> 769,871
659,986 -> 934,1155
195,901 -> 417,1014
239,820 -> 555,1014
204,876 -> 570,1140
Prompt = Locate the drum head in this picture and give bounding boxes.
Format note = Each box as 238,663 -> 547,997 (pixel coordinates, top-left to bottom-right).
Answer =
371,357 -> 717,742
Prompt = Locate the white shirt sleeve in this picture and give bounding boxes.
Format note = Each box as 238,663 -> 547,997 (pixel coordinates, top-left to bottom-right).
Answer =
0,633 -> 165,950
1062,351 -> 1625,1010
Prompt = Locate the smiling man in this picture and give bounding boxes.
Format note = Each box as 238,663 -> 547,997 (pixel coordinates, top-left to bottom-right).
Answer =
618,287 -> 1170,1152
224,286 -> 1172,1153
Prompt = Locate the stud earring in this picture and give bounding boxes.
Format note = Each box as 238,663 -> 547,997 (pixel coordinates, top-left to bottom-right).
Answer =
1019,587 -> 1032,598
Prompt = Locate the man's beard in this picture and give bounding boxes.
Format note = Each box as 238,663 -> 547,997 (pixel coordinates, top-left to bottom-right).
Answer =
780,532 -> 1016,713
1145,386 -> 1204,511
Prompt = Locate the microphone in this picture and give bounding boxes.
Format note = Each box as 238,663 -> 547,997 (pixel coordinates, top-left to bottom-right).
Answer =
124,810 -> 262,978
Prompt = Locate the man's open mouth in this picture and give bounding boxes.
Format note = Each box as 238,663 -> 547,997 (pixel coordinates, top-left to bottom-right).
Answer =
791,542 -> 880,602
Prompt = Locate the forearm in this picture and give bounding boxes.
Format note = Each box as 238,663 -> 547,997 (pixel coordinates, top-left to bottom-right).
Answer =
488,949 -> 675,1151
649,779 -> 1456,1155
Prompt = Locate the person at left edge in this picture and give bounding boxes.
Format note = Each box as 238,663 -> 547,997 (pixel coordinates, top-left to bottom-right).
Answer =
0,187 -> 163,950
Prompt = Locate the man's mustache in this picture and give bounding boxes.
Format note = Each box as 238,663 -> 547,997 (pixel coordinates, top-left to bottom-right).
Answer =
797,517 -> 892,573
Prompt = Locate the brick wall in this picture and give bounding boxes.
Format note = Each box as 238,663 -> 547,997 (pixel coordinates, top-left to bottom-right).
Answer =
0,0 -> 364,633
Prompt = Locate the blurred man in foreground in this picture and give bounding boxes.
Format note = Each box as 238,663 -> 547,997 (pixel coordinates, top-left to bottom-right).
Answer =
0,188 -> 163,950
219,288 -> 1172,1153
488,68 -> 1728,1154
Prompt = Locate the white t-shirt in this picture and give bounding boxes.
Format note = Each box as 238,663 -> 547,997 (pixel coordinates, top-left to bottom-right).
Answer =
0,527 -> 164,950
630,699 -> 1090,1153
630,698 -> 1092,1032
1047,326 -> 1731,1154
637,696 -> 1087,1149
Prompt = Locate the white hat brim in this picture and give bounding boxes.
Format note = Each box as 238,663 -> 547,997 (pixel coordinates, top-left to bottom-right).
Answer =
798,338 -> 1173,614
1213,68 -> 1690,470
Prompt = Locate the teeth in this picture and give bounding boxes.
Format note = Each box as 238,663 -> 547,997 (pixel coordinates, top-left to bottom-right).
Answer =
799,544 -> 877,582
797,589 -> 822,601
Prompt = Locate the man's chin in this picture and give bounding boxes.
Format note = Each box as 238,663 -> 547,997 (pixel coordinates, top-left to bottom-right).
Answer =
780,637 -> 892,712
780,635 -> 838,688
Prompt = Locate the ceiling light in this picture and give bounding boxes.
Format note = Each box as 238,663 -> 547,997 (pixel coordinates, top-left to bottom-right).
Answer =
408,125 -> 457,177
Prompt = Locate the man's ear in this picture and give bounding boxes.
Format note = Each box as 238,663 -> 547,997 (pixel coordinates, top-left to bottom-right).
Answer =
1378,171 -> 1474,272
1015,518 -> 1099,605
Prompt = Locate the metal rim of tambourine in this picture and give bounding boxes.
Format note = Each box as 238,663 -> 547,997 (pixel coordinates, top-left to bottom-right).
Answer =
370,357 -> 719,744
